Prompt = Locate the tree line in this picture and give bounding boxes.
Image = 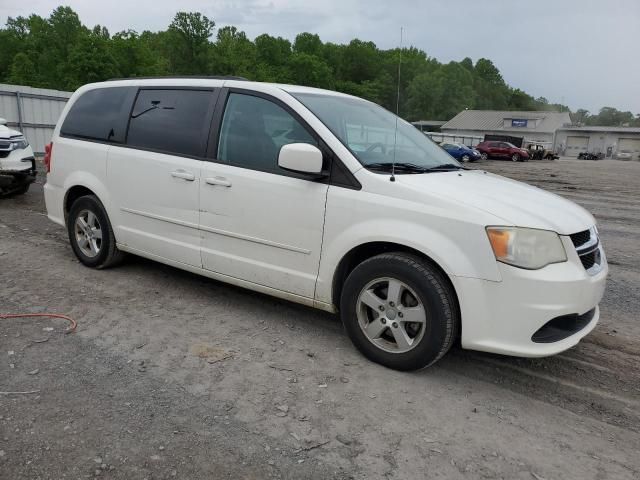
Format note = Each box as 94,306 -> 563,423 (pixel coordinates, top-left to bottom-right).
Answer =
1,6 -> 638,126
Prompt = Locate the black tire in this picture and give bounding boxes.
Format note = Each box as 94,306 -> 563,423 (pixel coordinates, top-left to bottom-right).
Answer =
340,253 -> 459,371
480,152 -> 488,160
511,153 -> 520,162
461,154 -> 470,163
67,195 -> 124,269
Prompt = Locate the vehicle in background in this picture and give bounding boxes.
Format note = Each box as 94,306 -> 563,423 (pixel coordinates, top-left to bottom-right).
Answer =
614,150 -> 633,161
439,142 -> 481,162
578,152 -> 605,160
44,78 -> 607,371
475,141 -> 530,162
0,118 -> 36,196
526,143 -> 559,160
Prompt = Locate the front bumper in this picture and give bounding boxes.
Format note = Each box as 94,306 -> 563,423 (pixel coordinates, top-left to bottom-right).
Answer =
453,240 -> 608,357
0,158 -> 36,195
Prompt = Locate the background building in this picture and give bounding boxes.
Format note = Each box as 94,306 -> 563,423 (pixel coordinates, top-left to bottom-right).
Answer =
554,126 -> 640,158
441,110 -> 572,147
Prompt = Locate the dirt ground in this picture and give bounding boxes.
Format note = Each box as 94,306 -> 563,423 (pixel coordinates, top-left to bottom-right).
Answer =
1,157 -> 639,480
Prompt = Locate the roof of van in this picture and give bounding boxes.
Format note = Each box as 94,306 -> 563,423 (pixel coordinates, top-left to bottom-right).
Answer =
83,77 -> 353,99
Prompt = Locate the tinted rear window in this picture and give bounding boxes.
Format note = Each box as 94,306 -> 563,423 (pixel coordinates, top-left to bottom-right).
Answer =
60,87 -> 135,143
126,89 -> 213,158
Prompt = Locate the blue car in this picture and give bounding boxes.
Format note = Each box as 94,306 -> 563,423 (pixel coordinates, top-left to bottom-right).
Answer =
440,142 -> 481,162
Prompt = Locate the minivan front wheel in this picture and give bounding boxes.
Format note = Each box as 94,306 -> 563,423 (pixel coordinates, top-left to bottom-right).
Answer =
340,253 -> 458,370
68,195 -> 124,269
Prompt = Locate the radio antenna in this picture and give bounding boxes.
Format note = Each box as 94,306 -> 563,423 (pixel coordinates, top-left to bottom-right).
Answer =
391,27 -> 403,182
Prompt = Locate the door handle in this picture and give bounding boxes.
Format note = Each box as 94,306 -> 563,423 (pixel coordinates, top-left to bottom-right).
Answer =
171,169 -> 195,181
205,176 -> 232,187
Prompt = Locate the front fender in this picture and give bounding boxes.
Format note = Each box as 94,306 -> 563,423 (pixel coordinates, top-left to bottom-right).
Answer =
315,217 -> 502,305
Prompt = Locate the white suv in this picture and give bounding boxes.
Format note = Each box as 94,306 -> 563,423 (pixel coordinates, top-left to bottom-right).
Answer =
0,118 -> 36,195
44,78 -> 607,370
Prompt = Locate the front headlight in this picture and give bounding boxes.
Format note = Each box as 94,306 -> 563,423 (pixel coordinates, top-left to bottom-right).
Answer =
486,227 -> 567,270
10,137 -> 29,150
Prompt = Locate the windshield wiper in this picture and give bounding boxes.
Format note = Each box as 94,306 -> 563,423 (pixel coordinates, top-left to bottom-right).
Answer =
365,162 -> 429,173
423,164 -> 465,172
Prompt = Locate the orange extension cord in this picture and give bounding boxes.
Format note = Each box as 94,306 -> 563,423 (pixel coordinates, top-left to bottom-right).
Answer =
0,313 -> 77,334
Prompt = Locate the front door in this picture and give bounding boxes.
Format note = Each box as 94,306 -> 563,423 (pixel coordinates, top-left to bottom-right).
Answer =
107,88 -> 217,267
199,91 -> 329,298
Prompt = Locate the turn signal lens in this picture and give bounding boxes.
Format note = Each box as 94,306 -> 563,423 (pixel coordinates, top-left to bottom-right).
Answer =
487,228 -> 511,258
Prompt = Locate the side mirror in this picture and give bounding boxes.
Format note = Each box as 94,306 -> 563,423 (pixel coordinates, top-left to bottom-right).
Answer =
278,143 -> 323,175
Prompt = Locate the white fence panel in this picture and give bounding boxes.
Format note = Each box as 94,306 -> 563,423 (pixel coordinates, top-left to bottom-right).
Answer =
0,83 -> 72,154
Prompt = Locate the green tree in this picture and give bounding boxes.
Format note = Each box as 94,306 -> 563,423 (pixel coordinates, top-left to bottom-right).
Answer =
509,89 -> 536,110
287,53 -> 334,89
7,52 -> 38,85
1,5 -> 638,125
110,30 -> 167,78
293,32 -> 323,56
166,12 -> 215,74
64,31 -> 120,89
210,26 -> 256,77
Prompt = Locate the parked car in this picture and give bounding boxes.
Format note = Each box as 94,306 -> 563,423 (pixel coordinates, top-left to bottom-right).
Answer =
44,78 -> 607,371
614,150 -> 633,161
526,143 -> 559,160
578,152 -> 604,160
0,118 -> 36,196
439,142 -> 481,162
475,141 -> 530,162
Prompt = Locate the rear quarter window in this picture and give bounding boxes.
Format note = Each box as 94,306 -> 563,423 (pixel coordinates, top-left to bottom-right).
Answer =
60,87 -> 136,143
126,89 -> 214,158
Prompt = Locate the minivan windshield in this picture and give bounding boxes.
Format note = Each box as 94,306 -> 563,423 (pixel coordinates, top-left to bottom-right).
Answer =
292,93 -> 460,172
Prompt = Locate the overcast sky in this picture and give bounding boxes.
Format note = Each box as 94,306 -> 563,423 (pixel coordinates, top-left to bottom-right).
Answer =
4,0 -> 640,114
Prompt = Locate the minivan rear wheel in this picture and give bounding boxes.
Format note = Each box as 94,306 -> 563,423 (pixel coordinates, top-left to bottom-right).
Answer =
68,195 -> 124,269
340,253 -> 458,371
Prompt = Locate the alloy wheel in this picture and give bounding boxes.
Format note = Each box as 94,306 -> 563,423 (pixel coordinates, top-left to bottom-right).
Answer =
74,209 -> 103,258
356,277 -> 427,353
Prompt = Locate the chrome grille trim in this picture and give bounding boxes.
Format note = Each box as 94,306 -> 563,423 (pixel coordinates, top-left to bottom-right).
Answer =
572,226 -> 602,274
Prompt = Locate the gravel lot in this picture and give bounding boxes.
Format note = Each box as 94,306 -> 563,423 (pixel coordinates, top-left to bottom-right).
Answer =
1,157 -> 639,479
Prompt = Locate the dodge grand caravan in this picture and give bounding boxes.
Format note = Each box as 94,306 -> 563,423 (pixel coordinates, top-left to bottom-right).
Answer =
44,78 -> 607,370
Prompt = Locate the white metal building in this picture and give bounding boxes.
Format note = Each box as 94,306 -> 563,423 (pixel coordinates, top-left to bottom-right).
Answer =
441,110 -> 572,146
0,83 -> 72,155
554,126 -> 640,159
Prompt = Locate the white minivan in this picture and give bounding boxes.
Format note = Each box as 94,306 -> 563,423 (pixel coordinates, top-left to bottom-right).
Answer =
44,78 -> 607,370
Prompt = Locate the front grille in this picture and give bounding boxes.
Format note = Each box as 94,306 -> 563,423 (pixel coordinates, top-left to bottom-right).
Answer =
570,227 -> 601,273
579,250 -> 598,269
570,230 -> 590,248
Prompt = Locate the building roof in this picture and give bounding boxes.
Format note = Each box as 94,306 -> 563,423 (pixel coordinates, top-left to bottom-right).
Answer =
441,110 -> 572,134
557,126 -> 640,134
411,120 -> 447,127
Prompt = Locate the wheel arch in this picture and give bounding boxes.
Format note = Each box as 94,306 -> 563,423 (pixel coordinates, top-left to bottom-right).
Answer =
64,185 -> 96,224
62,171 -> 114,228
331,241 -> 460,318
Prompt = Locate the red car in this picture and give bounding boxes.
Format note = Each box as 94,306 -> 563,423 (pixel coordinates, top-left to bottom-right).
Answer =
475,141 -> 530,162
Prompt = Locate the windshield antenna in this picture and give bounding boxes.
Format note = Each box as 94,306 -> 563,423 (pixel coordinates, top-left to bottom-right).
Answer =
391,27 -> 403,182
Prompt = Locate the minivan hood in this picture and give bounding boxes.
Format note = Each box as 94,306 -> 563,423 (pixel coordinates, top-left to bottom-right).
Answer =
396,170 -> 594,235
